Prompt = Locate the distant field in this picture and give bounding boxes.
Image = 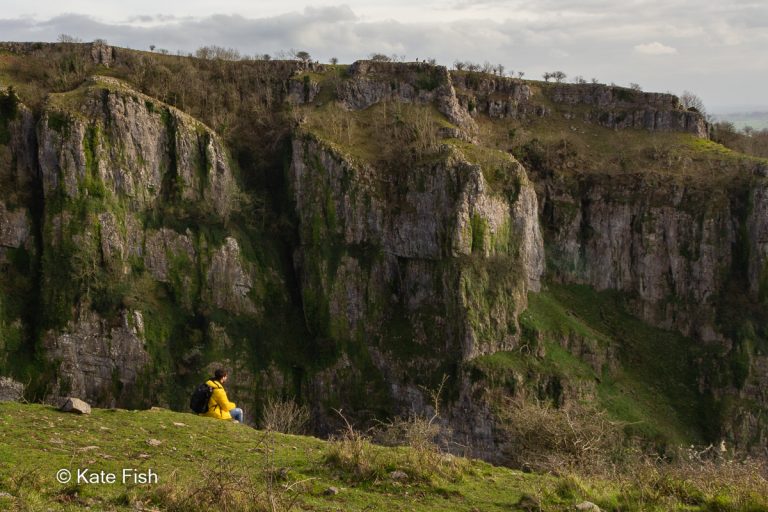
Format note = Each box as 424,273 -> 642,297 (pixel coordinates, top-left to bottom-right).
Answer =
713,111 -> 768,130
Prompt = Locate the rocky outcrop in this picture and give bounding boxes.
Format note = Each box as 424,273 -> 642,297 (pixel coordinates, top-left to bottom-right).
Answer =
748,180 -> 768,299
546,84 -> 707,136
44,309 -> 150,406
450,73 -> 543,120
337,61 -> 477,136
37,77 -> 236,215
27,78 -> 252,406
0,202 -> 31,249
206,237 -> 258,315
287,77 -> 321,105
291,132 -> 544,430
538,174 -> 734,339
450,76 -> 707,136
90,41 -> 114,67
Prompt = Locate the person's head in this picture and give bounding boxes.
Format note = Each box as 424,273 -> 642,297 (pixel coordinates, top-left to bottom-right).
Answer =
214,368 -> 228,383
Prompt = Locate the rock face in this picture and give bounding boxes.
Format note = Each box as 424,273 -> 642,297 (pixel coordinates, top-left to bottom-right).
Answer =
290,132 -> 544,430
37,76 -> 236,215
1,77 -> 264,408
206,237 -> 258,315
748,181 -> 768,299
451,76 -> 707,137
451,74 -> 541,120
0,202 -> 31,249
532,167 -> 768,450
44,309 -> 151,405
337,61 -> 477,136
538,174 -> 734,338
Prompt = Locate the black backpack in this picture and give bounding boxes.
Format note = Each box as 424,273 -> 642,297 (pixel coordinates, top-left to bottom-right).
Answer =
190,381 -> 214,414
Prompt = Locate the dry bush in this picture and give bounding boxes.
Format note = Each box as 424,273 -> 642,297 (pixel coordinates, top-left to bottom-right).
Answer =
149,443 -> 309,512
375,413 -> 441,449
614,447 -> 768,510
496,396 -> 627,474
373,376 -> 467,481
260,398 -> 310,435
496,396 -> 768,509
374,413 -> 466,481
372,101 -> 442,168
153,460 -> 257,511
324,409 -> 383,482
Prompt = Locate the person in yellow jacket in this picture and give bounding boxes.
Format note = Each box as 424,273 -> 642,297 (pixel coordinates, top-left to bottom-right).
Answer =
202,369 -> 243,422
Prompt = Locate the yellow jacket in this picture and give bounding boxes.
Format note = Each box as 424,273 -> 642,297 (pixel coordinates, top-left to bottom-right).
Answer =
201,379 -> 236,420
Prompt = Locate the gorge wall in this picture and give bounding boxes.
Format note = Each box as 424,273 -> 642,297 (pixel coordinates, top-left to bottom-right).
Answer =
1,42 -> 766,458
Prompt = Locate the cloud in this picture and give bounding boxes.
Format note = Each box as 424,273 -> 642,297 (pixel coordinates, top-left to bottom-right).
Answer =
634,41 -> 678,55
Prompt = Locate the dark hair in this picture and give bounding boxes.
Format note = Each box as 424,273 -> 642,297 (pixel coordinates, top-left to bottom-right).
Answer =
214,369 -> 228,381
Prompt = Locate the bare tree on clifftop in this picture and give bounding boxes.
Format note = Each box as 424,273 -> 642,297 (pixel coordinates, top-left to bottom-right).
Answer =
680,90 -> 707,116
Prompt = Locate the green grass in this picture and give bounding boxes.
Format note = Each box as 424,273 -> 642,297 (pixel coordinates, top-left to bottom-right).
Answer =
0,402 -> 565,511
2,402 -> 763,511
538,285 -> 714,444
472,283 -> 715,446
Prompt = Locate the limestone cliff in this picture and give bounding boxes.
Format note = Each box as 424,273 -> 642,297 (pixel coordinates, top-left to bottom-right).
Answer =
451,74 -> 707,136
0,43 -> 766,460
290,130 -> 543,354
2,76 -> 272,406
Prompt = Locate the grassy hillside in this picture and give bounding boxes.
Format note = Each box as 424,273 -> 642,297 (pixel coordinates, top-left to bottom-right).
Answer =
0,402 -> 556,511
1,402 -> 766,511
523,284 -> 715,444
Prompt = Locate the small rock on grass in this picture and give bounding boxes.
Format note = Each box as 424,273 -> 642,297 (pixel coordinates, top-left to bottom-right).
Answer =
146,438 -> 162,447
575,502 -> 601,511
323,486 -> 339,496
60,398 -> 91,415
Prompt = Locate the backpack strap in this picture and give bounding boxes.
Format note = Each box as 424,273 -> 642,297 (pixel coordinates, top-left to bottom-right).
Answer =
207,380 -> 223,411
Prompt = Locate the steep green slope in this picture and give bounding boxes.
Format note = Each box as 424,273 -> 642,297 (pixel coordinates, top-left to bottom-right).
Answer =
470,283 -> 718,447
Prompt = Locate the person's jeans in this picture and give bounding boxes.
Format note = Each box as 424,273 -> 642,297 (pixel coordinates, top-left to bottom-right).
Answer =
230,407 -> 243,422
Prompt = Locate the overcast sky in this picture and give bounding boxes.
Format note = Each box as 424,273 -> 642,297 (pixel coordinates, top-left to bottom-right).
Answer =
2,1 -> 766,112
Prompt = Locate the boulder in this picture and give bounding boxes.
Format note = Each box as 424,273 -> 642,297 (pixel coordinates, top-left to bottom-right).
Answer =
0,377 -> 24,402
60,397 -> 92,414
